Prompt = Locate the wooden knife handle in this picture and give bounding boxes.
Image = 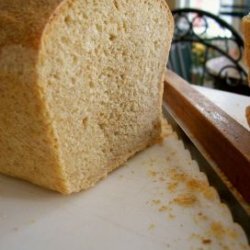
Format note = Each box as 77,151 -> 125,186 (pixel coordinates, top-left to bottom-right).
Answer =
163,70 -> 250,203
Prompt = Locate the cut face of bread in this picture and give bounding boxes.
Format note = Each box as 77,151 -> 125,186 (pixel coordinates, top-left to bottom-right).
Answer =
0,0 -> 173,193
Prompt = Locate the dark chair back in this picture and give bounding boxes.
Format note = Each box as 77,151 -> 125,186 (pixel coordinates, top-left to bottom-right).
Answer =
168,8 -> 249,95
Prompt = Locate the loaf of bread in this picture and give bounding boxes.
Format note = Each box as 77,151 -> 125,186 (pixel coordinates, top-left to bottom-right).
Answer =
242,15 -> 250,84
0,0 -> 174,193
242,15 -> 250,126
246,106 -> 250,127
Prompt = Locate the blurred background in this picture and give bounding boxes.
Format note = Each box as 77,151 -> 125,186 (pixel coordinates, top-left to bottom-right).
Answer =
167,0 -> 250,95
168,0 -> 250,29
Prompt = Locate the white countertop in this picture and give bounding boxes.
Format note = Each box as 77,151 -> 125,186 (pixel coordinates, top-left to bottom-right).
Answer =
0,87 -> 249,250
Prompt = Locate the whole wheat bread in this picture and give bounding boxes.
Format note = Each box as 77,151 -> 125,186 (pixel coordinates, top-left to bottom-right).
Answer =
0,0 -> 174,193
242,15 -> 250,126
242,15 -> 250,84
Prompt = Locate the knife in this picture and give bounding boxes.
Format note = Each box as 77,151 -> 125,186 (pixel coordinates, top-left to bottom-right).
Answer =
163,70 -> 250,238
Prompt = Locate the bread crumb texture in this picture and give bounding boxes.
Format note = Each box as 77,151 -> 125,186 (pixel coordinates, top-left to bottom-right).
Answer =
0,0 -> 173,193
144,133 -> 249,250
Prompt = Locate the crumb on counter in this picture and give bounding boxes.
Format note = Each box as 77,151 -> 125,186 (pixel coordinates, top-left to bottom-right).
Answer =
148,170 -> 158,177
195,212 -> 208,222
167,181 -> 178,192
161,119 -> 173,138
172,193 -> 197,207
168,168 -> 187,182
186,179 -> 217,201
168,213 -> 175,219
202,187 -> 217,201
152,199 -> 161,205
158,205 -> 168,212
209,221 -> 239,240
210,222 -> 226,239
148,224 -> 156,230
202,238 -> 212,244
158,176 -> 165,182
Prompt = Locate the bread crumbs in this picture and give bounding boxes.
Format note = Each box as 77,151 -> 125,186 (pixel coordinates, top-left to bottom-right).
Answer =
186,179 -> 217,201
158,205 -> 168,212
152,199 -> 161,205
168,213 -> 175,219
202,238 -> 211,244
148,170 -> 157,177
167,181 -> 178,192
210,222 -> 226,239
173,193 -> 197,207
148,224 -> 156,230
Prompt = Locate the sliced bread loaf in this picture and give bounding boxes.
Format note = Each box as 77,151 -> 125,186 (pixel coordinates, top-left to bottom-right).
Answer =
242,15 -> 250,126
242,14 -> 250,84
0,0 -> 174,193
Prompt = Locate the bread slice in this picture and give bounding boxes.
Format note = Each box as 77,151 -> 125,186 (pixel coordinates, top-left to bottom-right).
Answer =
242,15 -> 250,126
242,14 -> 250,84
0,0 -> 174,193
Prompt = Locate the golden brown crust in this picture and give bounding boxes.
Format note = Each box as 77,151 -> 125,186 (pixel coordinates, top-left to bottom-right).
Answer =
0,0 -> 64,50
242,16 -> 250,45
0,0 -> 173,50
246,106 -> 250,127
0,0 -> 70,193
242,15 -> 250,85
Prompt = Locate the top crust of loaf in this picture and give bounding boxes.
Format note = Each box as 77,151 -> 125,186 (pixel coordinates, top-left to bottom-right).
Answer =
0,0 -> 172,51
0,0 -> 63,49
